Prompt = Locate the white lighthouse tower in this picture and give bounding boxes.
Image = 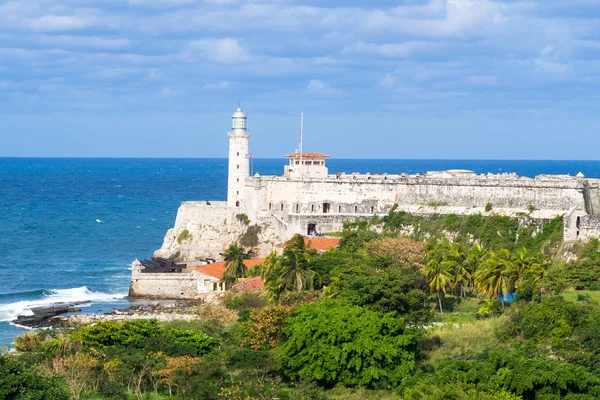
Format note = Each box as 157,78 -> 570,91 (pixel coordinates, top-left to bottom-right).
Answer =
227,108 -> 251,208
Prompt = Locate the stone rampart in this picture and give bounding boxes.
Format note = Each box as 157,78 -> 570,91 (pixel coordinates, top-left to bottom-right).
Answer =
246,174 -> 591,214
129,261 -> 198,299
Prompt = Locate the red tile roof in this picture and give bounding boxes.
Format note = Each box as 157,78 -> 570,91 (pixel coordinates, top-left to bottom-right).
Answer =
231,277 -> 265,291
281,237 -> 341,251
285,152 -> 330,159
195,258 -> 265,279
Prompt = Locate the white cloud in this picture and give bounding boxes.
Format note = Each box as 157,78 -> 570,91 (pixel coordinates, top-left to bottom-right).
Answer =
26,15 -> 92,32
343,41 -> 441,58
307,79 -> 325,91
187,38 -> 253,64
33,35 -> 131,50
202,81 -> 231,90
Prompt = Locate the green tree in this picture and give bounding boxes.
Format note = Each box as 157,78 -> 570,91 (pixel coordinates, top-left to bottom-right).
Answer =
222,242 -> 250,284
474,249 -> 513,302
276,301 -> 420,389
279,245 -> 317,292
0,355 -> 71,400
424,257 -> 453,313
337,265 -> 431,326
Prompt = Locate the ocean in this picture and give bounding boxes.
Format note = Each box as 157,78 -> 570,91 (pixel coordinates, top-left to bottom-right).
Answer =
2,158 -> 600,346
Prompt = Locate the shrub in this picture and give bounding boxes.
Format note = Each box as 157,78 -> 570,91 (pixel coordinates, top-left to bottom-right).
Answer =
239,224 -> 261,248
222,291 -> 268,321
14,332 -> 42,352
337,266 -> 431,326
485,202 -> 493,212
276,301 -> 420,389
236,213 -> 250,225
241,305 -> 295,350
365,237 -> 426,268
177,228 -> 192,244
0,355 -> 71,399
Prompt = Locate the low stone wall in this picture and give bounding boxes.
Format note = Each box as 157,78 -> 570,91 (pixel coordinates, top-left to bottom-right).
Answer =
129,262 -> 199,299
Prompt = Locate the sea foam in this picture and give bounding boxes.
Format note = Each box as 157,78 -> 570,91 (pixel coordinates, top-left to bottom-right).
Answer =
0,286 -> 126,322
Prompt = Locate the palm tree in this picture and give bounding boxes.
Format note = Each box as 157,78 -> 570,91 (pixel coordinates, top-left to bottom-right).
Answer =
522,252 -> 551,298
474,250 -> 513,304
424,259 -> 453,313
285,234 -> 317,258
465,243 -> 486,292
278,246 -> 317,292
222,243 -> 250,284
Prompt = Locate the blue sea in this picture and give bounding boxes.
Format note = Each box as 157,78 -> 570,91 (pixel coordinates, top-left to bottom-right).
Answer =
2,158 -> 600,346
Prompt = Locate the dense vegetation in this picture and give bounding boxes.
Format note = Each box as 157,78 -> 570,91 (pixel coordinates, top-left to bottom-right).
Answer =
2,208 -> 600,399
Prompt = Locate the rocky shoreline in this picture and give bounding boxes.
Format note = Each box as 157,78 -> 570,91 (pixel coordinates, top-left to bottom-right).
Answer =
12,300 -> 204,329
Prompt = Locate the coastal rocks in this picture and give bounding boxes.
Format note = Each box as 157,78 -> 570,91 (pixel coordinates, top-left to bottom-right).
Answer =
68,301 -> 203,325
12,300 -> 208,330
12,301 -> 91,329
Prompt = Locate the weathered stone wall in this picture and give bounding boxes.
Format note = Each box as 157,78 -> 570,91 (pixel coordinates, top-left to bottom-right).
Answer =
129,261 -> 199,299
574,215 -> 600,242
246,174 -> 592,216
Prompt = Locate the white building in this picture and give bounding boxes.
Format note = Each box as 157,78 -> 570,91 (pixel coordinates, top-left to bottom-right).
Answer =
152,108 -> 600,263
227,108 -> 251,209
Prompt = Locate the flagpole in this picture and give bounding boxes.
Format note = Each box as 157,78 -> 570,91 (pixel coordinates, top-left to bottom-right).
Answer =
300,112 -> 304,178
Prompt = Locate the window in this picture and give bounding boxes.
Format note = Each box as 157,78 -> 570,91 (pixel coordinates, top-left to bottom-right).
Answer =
311,204 -> 315,212
269,203 -> 272,211
338,205 -> 342,213
237,165 -> 240,170
237,178 -> 239,182
355,206 -> 358,213
295,161 -> 299,165
236,191 -> 239,195
236,201 -> 240,207
213,283 -> 217,291
577,216 -> 581,229
296,204 -> 299,212
281,203 -> 284,211
370,206 -> 374,213
305,161 -> 312,165
323,203 -> 330,213
237,152 -> 239,156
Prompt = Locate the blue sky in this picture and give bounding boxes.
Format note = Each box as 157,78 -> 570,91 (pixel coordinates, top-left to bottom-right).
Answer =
1,0 -> 599,159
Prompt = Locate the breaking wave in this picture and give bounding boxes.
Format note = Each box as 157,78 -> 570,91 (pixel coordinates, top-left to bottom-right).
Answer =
0,286 -> 126,322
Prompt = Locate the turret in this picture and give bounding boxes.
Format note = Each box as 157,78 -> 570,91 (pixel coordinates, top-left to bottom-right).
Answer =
227,108 -> 251,208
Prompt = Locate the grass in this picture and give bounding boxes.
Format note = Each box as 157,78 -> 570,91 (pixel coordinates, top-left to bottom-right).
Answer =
327,387 -> 401,400
561,290 -> 600,304
434,296 -> 480,325
423,316 -> 506,364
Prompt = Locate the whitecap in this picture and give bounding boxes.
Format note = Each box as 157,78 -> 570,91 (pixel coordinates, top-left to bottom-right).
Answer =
96,219 -> 103,223
0,286 -> 126,322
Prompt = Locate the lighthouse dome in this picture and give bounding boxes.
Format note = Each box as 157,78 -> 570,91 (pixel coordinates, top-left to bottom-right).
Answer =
231,108 -> 247,130
232,108 -> 246,119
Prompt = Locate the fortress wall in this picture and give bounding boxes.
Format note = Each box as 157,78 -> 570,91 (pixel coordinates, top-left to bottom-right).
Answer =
130,262 -> 198,299
250,176 -> 587,215
572,215 -> 600,242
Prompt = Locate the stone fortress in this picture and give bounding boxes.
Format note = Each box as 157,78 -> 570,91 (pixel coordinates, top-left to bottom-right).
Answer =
130,108 -> 600,298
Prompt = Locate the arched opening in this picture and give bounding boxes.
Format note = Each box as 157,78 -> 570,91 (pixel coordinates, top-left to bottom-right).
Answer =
308,223 -> 317,236
235,201 -> 240,207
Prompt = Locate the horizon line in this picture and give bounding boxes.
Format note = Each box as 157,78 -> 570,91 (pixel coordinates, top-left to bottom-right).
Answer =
2,157 -> 600,162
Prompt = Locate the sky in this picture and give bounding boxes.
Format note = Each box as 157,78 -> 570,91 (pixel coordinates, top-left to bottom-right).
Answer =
1,0 -> 600,159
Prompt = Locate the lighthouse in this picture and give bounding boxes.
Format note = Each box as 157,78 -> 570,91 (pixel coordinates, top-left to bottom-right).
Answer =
227,108 -> 251,208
